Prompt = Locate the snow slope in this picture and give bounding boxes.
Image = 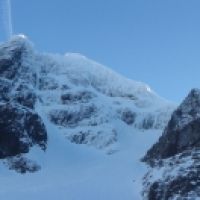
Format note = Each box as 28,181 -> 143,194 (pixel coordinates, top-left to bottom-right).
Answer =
0,120 -> 161,200
0,35 -> 175,200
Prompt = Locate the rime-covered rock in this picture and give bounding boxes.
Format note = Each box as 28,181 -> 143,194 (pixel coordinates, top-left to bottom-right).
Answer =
0,103 -> 47,158
143,89 -> 200,162
0,36 -> 47,172
143,89 -> 200,200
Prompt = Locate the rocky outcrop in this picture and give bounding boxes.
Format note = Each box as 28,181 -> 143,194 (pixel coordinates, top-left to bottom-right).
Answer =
143,89 -> 200,163
143,89 -> 200,200
143,149 -> 200,200
49,105 -> 97,127
0,103 -> 46,158
61,91 -> 94,104
121,109 -> 136,125
4,155 -> 41,173
67,128 -> 117,150
0,36 -> 47,172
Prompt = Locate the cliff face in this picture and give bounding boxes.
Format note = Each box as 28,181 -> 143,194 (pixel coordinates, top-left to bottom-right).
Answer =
143,89 -> 200,200
0,37 -> 47,172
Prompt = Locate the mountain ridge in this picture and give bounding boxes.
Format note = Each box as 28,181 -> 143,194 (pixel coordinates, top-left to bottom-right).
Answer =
143,88 -> 200,200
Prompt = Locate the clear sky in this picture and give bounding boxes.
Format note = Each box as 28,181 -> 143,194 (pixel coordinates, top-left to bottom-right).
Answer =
2,0 -> 200,103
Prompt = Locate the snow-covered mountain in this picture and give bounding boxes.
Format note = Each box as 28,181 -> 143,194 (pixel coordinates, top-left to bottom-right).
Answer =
143,89 -> 200,200
0,35 -> 175,199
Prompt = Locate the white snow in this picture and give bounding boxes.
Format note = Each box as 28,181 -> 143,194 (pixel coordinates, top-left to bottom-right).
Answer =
0,117 -> 162,200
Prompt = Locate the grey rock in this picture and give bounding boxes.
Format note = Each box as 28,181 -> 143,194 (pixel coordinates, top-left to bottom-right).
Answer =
39,76 -> 59,90
121,109 -> 136,125
0,37 -> 48,173
143,89 -> 200,199
61,90 -> 94,104
49,105 -> 96,127
143,150 -> 200,200
5,155 -> 41,174
68,129 -> 117,149
0,103 -> 47,158
143,89 -> 200,163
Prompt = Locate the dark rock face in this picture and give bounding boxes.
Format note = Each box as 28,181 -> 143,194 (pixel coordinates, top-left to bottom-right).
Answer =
0,37 -> 47,173
61,91 -> 94,104
39,76 -> 59,90
121,109 -> 136,125
13,84 -> 37,109
0,49 -> 22,80
68,129 -> 118,149
141,114 -> 155,129
0,78 -> 11,101
49,105 -> 96,127
143,149 -> 200,200
0,103 -> 46,158
143,89 -> 200,163
143,89 -> 200,200
5,155 -> 41,173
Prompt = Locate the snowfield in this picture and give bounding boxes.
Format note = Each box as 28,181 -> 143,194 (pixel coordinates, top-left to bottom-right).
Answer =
0,122 -> 161,200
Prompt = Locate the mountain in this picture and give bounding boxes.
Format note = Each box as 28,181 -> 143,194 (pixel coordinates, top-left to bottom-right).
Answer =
143,89 -> 200,200
0,35 -> 175,199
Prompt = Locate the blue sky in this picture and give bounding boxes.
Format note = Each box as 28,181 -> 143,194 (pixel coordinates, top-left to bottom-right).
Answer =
2,0 -> 200,103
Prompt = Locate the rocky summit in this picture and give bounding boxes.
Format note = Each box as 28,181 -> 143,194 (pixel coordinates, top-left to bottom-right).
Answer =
143,89 -> 200,200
